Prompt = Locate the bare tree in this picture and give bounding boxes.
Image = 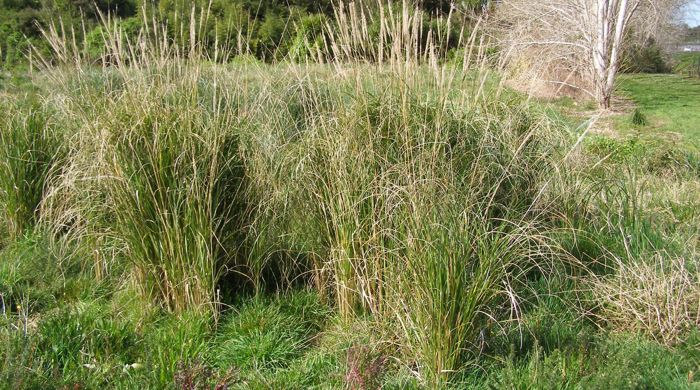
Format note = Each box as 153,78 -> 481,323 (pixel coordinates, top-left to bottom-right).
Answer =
495,0 -> 687,109
592,0 -> 641,108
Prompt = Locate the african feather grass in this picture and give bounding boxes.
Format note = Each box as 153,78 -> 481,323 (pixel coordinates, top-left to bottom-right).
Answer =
34,10 -> 248,315
106,86 -> 244,314
241,44 -> 565,390
31,1 -> 572,384
0,101 -> 64,241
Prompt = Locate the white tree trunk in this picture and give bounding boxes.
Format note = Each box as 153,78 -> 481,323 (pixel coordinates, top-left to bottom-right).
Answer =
593,0 -> 639,109
496,0 -> 678,110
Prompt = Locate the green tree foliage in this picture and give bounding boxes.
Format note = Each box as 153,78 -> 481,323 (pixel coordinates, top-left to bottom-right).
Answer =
0,1 -> 47,68
622,38 -> 671,74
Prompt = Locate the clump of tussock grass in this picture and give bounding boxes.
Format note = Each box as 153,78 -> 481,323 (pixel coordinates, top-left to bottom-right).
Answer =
592,253 -> 700,346
0,100 -> 65,241
106,91 -> 245,314
631,108 -> 648,126
239,6 -> 568,383
34,9 -> 249,315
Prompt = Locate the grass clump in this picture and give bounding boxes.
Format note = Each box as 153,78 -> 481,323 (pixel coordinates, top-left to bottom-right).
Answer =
25,5 -> 569,384
242,68 -> 565,384
105,85 -> 245,315
631,108 -> 648,126
592,254 -> 700,345
0,101 -> 64,241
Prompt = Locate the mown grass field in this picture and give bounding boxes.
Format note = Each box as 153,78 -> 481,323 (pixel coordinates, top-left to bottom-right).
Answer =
616,73 -> 700,143
1,8 -> 699,389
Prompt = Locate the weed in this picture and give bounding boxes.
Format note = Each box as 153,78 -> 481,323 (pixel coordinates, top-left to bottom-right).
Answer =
631,108 -> 648,126
580,335 -> 698,389
212,291 -> 330,371
142,311 -> 213,387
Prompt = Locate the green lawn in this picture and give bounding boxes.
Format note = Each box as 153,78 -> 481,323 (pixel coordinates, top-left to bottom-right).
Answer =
616,74 -> 700,144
